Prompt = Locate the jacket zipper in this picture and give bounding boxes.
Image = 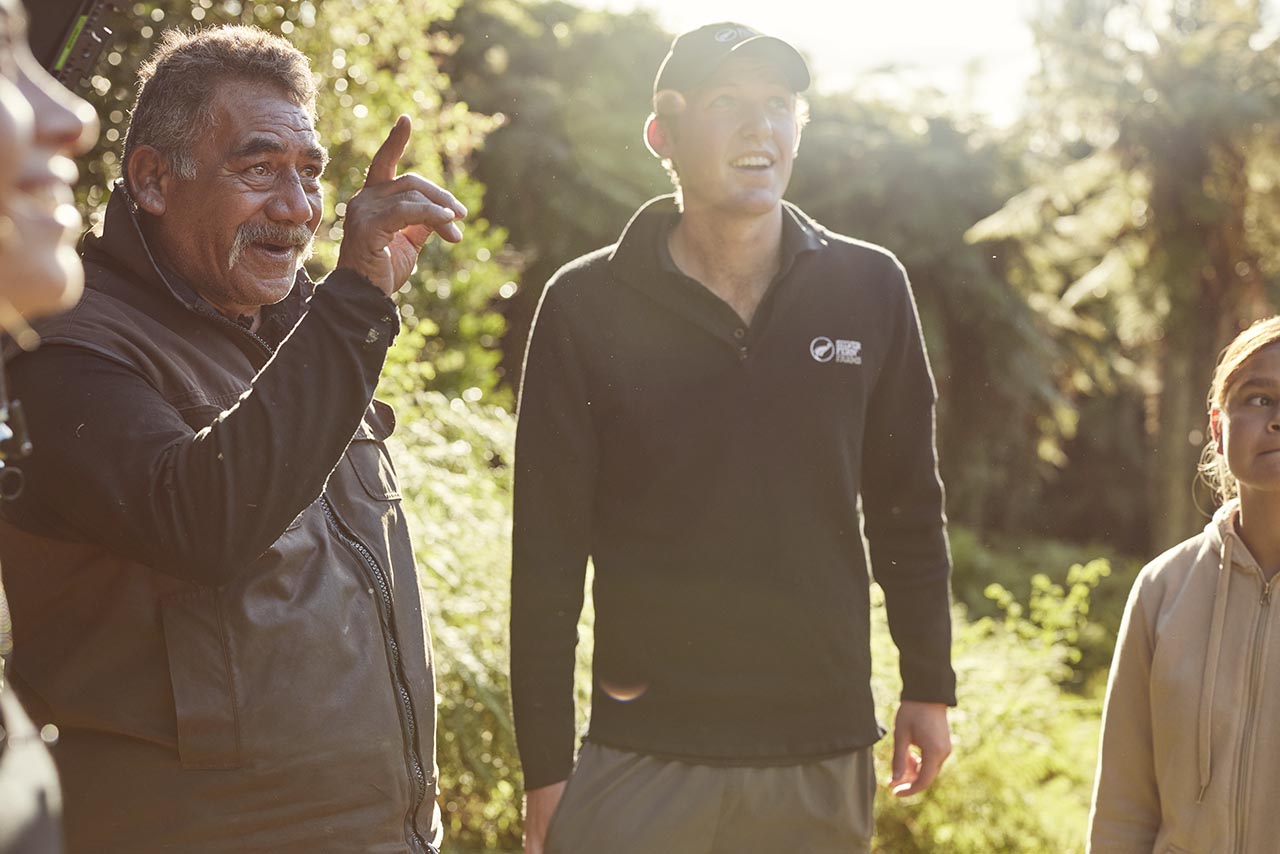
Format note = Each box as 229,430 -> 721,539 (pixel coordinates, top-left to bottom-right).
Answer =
159,256 -> 431,849
197,307 -> 276,361
321,494 -> 429,851
1234,580 -> 1271,854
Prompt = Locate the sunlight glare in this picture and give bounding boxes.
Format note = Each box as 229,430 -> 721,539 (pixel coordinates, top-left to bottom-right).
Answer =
580,0 -> 1040,124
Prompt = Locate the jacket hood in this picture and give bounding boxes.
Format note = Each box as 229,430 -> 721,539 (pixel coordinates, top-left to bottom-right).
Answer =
1205,499 -> 1244,564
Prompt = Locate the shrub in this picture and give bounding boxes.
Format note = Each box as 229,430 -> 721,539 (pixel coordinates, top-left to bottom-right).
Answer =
382,348 -> 522,850
871,562 -> 1109,853
950,526 -> 1142,689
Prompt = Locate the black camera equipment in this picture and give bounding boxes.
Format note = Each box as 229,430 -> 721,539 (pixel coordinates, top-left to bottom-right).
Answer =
24,0 -> 124,87
3,1 -> 123,499
0,371 -> 30,500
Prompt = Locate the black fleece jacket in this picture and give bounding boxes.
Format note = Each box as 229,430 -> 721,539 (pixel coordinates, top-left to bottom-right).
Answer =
511,196 -> 956,790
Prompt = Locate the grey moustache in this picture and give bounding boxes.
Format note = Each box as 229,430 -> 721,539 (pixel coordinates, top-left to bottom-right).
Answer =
228,221 -> 316,269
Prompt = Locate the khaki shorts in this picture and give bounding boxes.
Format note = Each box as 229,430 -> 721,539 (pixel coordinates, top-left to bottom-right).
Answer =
545,742 -> 876,854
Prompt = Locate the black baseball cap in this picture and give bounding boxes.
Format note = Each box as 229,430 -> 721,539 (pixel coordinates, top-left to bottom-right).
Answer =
653,22 -> 810,95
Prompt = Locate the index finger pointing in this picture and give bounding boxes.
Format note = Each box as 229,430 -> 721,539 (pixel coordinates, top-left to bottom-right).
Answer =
365,114 -> 411,187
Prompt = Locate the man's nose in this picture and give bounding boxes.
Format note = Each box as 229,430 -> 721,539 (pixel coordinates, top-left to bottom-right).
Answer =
738,102 -> 771,139
266,170 -> 314,224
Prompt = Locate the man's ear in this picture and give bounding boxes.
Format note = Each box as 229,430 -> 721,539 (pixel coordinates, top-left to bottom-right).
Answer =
644,114 -> 675,160
1211,408 -> 1224,453
792,95 -> 809,158
126,145 -> 172,216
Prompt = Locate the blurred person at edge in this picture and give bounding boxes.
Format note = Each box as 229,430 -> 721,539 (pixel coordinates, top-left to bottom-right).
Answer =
1090,316 -> 1280,853
0,24 -> 466,854
511,22 -> 955,854
0,0 -> 96,852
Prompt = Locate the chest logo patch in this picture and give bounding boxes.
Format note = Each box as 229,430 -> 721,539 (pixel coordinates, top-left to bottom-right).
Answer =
810,337 -> 862,365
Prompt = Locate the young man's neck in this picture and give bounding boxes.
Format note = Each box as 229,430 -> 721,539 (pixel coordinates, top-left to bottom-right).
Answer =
668,203 -> 785,326
1236,489 -> 1280,580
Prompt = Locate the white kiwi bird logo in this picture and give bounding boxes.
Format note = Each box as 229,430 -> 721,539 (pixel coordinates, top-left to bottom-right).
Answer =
810,337 -> 835,362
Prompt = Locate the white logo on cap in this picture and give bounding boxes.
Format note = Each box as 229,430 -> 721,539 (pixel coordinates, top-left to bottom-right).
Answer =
715,27 -> 746,43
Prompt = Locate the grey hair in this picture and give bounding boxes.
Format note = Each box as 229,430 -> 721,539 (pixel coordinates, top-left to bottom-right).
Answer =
124,25 -> 316,182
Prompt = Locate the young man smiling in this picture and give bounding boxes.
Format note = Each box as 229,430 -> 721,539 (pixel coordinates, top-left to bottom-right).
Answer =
511,22 -> 956,854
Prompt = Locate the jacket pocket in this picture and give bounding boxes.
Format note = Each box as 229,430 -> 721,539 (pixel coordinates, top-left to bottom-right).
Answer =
160,588 -> 241,769
348,399 -> 401,501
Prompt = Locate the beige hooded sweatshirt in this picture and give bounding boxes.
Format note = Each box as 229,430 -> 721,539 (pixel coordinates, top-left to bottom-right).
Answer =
1089,501 -> 1280,854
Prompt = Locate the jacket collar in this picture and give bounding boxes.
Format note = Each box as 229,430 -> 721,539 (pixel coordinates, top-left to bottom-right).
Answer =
1206,498 -> 1261,576
81,180 -> 312,339
606,194 -> 826,289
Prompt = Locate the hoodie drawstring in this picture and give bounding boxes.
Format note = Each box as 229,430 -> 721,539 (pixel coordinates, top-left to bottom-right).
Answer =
1198,535 -> 1233,803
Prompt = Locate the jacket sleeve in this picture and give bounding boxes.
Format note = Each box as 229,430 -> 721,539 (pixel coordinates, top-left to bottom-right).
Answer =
860,257 -> 956,706
509,279 -> 596,791
1088,574 -> 1160,852
2,269 -> 398,587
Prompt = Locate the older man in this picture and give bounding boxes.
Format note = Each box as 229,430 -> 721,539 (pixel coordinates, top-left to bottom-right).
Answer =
512,23 -> 955,854
0,26 -> 463,854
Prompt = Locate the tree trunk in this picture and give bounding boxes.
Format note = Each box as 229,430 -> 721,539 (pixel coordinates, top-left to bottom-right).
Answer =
1150,295 -> 1224,550
1147,140 -> 1261,550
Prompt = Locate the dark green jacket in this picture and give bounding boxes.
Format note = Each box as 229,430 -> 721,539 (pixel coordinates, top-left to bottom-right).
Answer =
0,185 -> 439,853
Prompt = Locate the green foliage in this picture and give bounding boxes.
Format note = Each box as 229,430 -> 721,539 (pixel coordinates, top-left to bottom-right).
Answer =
74,0 -> 517,400
870,564 -> 1107,853
380,351 -> 591,851
950,526 -> 1142,685
972,0 -> 1280,549
380,360 -> 522,851
440,0 -> 673,385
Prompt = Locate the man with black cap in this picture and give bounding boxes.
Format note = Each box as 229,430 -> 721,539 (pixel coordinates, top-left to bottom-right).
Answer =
510,22 -> 956,853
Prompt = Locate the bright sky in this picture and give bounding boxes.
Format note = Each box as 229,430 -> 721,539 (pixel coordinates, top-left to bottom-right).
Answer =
583,0 -> 1041,124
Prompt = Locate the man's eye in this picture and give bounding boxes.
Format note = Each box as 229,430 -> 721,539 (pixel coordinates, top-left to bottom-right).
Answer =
1247,394 -> 1274,406
249,164 -> 271,177
301,166 -> 321,179
710,95 -> 737,109
767,96 -> 791,111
